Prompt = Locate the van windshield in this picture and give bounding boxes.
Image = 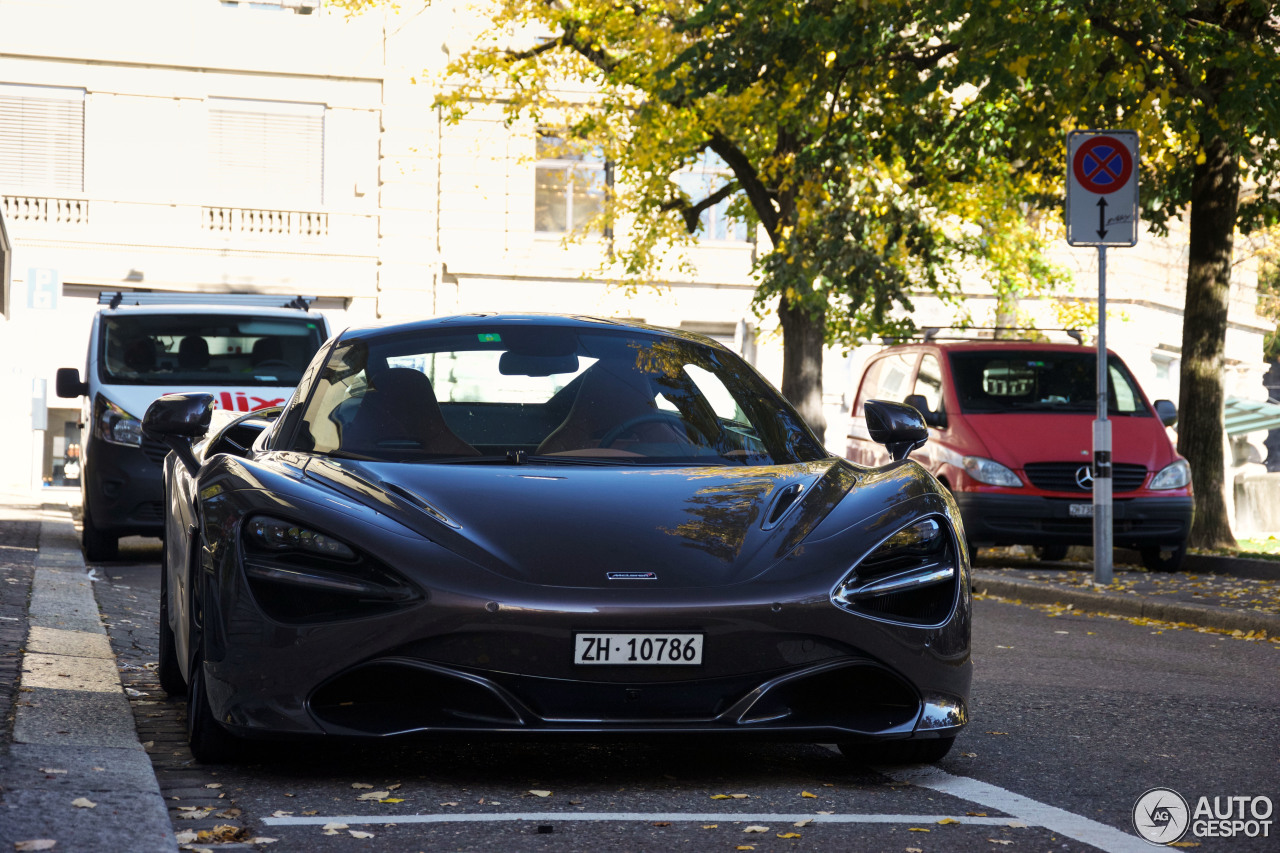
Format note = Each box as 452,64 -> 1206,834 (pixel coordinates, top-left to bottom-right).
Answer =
99,314 -> 326,387
948,350 -> 1151,416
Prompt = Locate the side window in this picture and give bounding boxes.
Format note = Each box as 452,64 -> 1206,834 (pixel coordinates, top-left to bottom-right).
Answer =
853,358 -> 885,418
914,354 -> 944,415
1109,363 -> 1139,413
875,352 -> 918,406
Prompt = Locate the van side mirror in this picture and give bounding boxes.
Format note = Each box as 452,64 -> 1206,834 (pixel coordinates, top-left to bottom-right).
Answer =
1154,399 -> 1177,427
143,393 -> 214,475
864,399 -> 929,462
904,393 -> 946,429
56,367 -> 88,398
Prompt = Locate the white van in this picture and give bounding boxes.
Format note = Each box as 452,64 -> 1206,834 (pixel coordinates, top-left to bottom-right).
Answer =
56,293 -> 332,560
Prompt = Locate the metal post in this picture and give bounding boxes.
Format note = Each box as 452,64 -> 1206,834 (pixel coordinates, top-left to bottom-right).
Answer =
1093,245 -> 1113,584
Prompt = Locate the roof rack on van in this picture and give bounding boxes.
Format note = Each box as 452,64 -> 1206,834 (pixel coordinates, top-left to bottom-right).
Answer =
880,326 -> 1085,345
99,292 -> 315,310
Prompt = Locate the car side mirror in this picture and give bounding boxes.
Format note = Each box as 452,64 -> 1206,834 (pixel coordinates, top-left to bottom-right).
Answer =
56,367 -> 88,398
1154,399 -> 1177,427
143,393 -> 214,475
864,399 -> 929,462
903,393 -> 946,429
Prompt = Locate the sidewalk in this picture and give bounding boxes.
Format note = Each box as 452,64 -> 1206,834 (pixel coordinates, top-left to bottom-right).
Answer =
0,493 -> 1276,851
0,490 -> 176,853
972,550 -> 1280,638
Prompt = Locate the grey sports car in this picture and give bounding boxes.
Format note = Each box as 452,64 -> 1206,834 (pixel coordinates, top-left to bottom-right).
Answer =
144,314 -> 971,764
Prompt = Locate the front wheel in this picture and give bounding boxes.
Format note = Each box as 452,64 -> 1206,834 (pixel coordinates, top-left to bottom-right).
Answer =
156,557 -> 185,696
187,657 -> 245,764
838,736 -> 955,765
81,499 -> 118,562
1140,543 -> 1186,573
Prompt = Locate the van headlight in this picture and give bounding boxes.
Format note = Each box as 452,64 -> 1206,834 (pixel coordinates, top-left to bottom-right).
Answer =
94,395 -> 143,447
962,456 -> 1022,487
1149,459 -> 1191,490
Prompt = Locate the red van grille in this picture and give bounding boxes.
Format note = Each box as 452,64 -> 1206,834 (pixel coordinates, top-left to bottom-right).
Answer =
1023,462 -> 1147,493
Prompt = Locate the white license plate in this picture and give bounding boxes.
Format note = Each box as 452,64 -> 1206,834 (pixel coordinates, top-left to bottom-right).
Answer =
574,633 -> 704,665
1069,503 -> 1094,517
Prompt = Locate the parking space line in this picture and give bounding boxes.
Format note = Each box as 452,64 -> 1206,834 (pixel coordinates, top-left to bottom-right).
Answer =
263,812 -> 1021,827
885,765 -> 1150,853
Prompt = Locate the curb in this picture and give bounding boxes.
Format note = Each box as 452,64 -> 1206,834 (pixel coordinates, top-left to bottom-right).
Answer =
971,572 -> 1280,636
3,505 -> 177,853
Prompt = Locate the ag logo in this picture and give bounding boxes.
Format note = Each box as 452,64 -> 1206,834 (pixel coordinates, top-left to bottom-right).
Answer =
1133,787 -> 1189,845
1075,465 -> 1094,490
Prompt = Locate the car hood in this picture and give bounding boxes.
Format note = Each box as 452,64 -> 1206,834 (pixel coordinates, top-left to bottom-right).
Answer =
964,413 -> 1173,469
303,458 -> 857,589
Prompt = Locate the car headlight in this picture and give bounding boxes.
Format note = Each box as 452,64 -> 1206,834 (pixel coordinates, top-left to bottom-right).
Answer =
95,395 -> 143,447
832,516 -> 959,624
962,456 -> 1022,487
1149,458 -> 1191,490
244,515 -> 356,559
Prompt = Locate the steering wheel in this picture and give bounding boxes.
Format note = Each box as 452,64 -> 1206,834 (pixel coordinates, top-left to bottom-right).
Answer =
599,411 -> 695,448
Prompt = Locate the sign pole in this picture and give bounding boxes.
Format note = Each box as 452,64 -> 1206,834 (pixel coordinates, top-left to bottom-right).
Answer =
1066,129 -> 1136,586
1093,246 -> 1113,584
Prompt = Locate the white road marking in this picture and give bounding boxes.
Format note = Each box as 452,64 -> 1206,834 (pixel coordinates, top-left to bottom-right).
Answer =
263,812 -> 1020,827
885,765 -> 1151,853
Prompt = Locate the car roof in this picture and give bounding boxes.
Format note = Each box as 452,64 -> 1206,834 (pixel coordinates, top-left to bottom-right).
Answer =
337,313 -> 725,347
99,304 -> 317,319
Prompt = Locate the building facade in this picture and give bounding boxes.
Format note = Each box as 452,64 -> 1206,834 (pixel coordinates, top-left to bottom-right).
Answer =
1,0 -> 1273,532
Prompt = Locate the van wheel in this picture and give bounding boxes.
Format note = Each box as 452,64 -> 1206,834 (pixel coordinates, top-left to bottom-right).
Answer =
1035,544 -> 1069,562
82,500 -> 118,562
1140,543 -> 1186,573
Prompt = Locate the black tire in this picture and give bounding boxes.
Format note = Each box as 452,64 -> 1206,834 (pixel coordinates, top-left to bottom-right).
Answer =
82,499 -> 118,562
838,736 -> 956,765
187,656 -> 245,764
1140,543 -> 1186,573
157,556 -> 186,696
1035,544 -> 1069,562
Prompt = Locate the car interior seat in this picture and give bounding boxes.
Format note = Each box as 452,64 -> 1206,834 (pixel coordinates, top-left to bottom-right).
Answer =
178,335 -> 210,370
341,367 -> 480,457
536,361 -> 667,454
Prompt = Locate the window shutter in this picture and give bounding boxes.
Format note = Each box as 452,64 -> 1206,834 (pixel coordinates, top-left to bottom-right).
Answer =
0,86 -> 85,194
208,98 -> 324,207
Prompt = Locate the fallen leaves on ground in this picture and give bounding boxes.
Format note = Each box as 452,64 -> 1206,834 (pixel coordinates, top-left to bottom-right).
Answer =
794,818 -> 813,827
351,782 -> 374,789
743,825 -> 769,833
321,823 -> 348,836
777,832 -> 802,839
937,817 -> 959,824
357,790 -> 390,800
800,791 -> 818,798
908,827 -> 930,832
15,842 -> 57,852
70,797 -> 95,809
988,840 -> 1013,846
349,830 -> 375,839
528,790 -> 552,798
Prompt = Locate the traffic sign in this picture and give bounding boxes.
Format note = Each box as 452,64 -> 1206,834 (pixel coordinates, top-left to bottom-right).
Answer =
1066,130 -> 1138,247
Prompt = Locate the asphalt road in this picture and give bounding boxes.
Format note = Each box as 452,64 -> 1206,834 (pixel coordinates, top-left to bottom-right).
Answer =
95,540 -> 1279,853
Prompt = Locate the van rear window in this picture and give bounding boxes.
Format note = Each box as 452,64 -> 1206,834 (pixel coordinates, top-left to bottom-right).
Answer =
948,350 -> 1149,416
99,314 -> 325,387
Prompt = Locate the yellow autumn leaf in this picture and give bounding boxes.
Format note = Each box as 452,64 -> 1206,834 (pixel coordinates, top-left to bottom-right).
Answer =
710,794 -> 731,800
800,791 -> 818,798
938,817 -> 959,824
744,825 -> 770,832
908,827 -> 930,832
778,832 -> 802,838
528,790 -> 552,798
380,798 -> 405,803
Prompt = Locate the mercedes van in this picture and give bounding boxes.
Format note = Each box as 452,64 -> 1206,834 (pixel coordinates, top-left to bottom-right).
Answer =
845,336 -> 1192,571
56,293 -> 331,560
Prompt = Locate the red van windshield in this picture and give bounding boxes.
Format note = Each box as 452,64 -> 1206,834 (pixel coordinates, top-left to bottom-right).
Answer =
948,350 -> 1151,416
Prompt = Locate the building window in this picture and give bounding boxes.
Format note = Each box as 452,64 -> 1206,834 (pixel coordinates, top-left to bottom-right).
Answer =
674,152 -> 750,243
0,84 -> 85,194
535,134 -> 606,234
208,97 -> 324,207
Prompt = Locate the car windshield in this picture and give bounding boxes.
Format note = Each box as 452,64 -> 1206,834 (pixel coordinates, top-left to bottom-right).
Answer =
100,313 -> 327,387
289,324 -> 828,466
948,349 -> 1151,416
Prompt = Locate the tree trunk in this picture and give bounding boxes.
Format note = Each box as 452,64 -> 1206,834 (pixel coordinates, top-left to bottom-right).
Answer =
1177,135 -> 1239,550
779,295 -> 827,444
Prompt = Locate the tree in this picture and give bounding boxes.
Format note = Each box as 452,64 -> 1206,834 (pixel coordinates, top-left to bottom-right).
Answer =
939,0 -> 1280,548
432,0 -> 1066,441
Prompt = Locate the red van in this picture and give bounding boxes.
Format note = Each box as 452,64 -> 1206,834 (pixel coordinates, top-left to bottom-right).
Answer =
846,338 -> 1193,571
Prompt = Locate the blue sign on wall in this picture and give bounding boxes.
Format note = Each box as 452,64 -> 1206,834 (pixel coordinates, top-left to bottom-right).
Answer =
27,267 -> 59,310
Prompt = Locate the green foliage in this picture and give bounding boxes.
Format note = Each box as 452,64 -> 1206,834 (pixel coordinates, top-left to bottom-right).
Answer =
431,0 -> 1070,349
